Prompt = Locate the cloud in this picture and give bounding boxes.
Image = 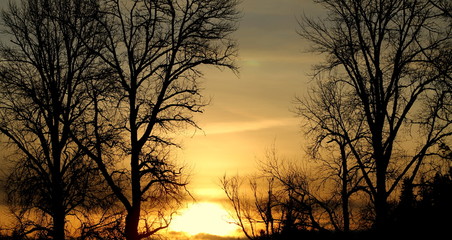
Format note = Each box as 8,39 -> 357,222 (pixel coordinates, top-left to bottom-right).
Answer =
199,117 -> 296,135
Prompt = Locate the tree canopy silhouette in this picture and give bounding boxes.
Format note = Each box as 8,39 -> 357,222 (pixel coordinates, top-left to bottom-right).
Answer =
0,0 -> 240,239
70,0 -> 240,239
298,0 -> 451,233
0,0 -> 107,238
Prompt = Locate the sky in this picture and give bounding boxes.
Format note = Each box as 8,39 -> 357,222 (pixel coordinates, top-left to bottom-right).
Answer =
170,1 -> 326,238
0,0 -> 322,192
179,0 -> 323,204
0,0 -> 326,237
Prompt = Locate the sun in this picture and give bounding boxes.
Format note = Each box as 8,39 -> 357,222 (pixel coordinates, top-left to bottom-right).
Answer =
170,202 -> 239,236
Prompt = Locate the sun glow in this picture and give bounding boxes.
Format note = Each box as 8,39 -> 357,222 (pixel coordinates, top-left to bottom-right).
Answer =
170,202 -> 239,236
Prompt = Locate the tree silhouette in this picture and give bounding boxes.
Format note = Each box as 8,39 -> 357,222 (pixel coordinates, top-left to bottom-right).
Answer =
299,0 -> 451,233
221,174 -> 278,240
261,147 -> 350,233
70,0 -> 240,239
222,148 -> 352,239
393,167 -> 452,238
0,0 -> 106,239
296,80 -> 368,232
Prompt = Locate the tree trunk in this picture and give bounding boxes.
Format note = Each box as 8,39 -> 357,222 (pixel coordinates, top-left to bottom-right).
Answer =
52,171 -> 65,240
53,207 -> 66,240
127,129 -> 142,240
52,137 -> 66,240
375,161 -> 388,234
340,144 -> 350,232
372,118 -> 388,234
125,207 -> 140,240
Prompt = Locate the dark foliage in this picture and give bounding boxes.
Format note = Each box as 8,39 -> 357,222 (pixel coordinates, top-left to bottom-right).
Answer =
392,168 -> 452,238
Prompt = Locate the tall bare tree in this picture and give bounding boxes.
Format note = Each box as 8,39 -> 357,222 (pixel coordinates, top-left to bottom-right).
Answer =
298,0 -> 451,232
0,0 -> 105,239
71,0 -> 240,239
296,80 -> 368,232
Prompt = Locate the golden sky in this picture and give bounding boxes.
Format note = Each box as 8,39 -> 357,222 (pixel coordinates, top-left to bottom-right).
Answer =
0,0 -> 326,237
180,0 -> 323,204
0,0 -> 323,201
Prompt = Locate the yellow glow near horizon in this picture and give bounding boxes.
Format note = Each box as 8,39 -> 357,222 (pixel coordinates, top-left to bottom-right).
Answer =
170,202 -> 239,237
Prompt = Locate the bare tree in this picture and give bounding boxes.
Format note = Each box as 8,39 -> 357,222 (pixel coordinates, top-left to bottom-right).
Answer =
261,147 -> 346,233
296,80 -> 369,232
221,174 -> 285,240
221,148 -> 348,239
298,0 -> 451,232
71,0 -> 240,239
0,0 -> 106,239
